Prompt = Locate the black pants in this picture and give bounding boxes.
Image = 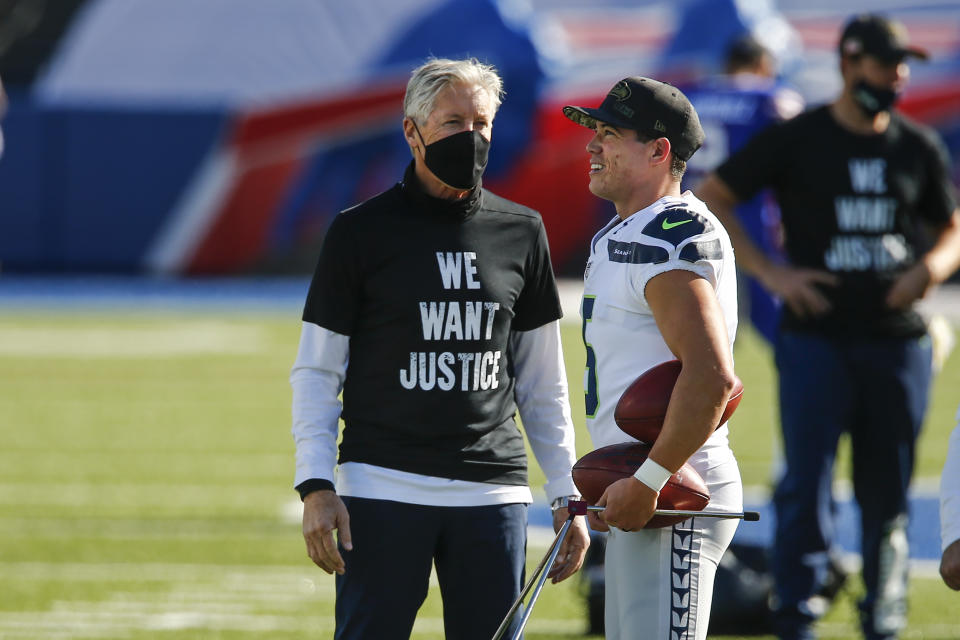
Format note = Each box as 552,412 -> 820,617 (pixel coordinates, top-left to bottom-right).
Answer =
771,331 -> 932,640
334,497 -> 527,640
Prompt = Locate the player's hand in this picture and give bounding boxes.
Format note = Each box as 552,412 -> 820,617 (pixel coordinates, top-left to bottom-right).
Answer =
941,538 -> 960,590
302,490 -> 352,575
587,507 -> 609,532
886,261 -> 933,310
762,263 -> 838,318
597,477 -> 658,532
547,507 -> 590,583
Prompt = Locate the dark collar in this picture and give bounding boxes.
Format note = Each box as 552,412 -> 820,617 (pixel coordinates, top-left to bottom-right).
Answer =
399,162 -> 482,220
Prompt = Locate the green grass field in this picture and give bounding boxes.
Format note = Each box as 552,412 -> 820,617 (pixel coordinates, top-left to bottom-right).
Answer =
0,307 -> 958,639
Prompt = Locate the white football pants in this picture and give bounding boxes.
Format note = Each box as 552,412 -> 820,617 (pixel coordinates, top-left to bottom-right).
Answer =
603,458 -> 743,640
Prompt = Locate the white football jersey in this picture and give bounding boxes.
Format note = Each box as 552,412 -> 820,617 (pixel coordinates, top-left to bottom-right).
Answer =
581,191 -> 739,472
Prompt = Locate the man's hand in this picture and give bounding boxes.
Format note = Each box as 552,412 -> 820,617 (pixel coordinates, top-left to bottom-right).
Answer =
941,538 -> 960,590
761,263 -> 838,318
547,507 -> 590,583
886,261 -> 933,310
587,508 -> 609,532
302,490 -> 352,575
597,477 -> 658,532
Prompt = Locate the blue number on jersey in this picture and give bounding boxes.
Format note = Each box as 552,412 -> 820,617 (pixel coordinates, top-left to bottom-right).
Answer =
582,295 -> 598,418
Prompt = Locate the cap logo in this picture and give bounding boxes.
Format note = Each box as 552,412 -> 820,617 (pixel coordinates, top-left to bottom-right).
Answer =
843,38 -> 863,55
654,120 -> 667,133
610,81 -> 631,101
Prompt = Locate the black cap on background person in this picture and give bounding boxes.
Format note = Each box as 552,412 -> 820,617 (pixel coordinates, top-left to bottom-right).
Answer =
562,77 -> 705,161
839,14 -> 929,63
836,14 -> 929,120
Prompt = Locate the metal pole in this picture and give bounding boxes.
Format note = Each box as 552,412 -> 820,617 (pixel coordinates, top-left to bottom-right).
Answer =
489,518 -> 569,640
586,505 -> 760,521
509,518 -> 572,640
488,501 -> 754,640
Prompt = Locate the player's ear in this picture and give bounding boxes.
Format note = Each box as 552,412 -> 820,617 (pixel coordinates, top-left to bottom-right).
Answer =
650,137 -> 671,166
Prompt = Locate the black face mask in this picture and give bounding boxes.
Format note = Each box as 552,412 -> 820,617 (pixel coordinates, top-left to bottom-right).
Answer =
414,124 -> 490,190
853,80 -> 899,117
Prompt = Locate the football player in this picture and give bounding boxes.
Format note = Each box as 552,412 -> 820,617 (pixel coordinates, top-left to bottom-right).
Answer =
563,77 -> 743,640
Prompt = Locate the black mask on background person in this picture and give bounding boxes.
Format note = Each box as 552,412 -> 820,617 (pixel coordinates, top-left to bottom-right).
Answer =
852,80 -> 899,117
414,124 -> 490,190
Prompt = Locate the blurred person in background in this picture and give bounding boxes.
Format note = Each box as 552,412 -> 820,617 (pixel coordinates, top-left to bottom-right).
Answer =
290,57 -> 589,640
682,34 -> 804,343
563,76 -> 742,640
697,14 -> 960,640
941,404 -> 960,591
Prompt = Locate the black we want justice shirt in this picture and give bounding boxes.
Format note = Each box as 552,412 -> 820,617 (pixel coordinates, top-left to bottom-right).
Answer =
718,105 -> 956,338
302,164 -> 562,485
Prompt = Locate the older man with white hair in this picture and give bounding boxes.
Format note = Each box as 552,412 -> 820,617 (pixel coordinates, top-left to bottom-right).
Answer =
290,57 -> 589,640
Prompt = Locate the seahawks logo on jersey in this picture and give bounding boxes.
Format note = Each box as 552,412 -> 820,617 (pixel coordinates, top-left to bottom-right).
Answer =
607,208 -> 722,265
642,208 -> 711,243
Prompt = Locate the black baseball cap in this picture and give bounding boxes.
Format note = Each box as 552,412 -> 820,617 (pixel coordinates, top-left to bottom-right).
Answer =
562,77 -> 704,161
839,14 -> 929,64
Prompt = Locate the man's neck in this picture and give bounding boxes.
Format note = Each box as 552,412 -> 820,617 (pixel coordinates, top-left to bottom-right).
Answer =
616,180 -> 682,221
830,93 -> 891,136
413,160 -> 471,200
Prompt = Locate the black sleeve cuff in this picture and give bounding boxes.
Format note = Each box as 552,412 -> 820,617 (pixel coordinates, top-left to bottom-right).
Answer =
296,478 -> 336,501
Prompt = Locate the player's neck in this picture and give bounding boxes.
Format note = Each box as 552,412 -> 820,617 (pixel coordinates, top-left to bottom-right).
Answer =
616,180 -> 682,221
830,95 -> 891,136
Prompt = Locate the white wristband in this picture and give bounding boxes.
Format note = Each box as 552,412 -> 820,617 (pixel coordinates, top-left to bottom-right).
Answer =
633,458 -> 672,492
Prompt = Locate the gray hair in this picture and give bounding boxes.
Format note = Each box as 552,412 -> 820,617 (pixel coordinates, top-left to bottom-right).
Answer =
403,58 -> 504,125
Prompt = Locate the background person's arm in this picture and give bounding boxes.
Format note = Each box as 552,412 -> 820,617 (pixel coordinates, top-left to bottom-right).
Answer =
887,210 -> 960,309
697,174 -> 837,318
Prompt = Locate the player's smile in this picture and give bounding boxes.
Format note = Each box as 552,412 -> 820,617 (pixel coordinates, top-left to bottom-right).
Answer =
590,161 -> 605,175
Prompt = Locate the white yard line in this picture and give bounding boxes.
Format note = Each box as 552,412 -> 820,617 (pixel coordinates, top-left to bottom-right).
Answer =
0,322 -> 268,357
0,559 -> 586,638
0,557 -> 952,638
1,561 -> 319,582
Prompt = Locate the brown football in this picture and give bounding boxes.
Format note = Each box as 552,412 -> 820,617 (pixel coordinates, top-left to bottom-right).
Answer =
613,359 -> 743,443
572,442 -> 710,528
